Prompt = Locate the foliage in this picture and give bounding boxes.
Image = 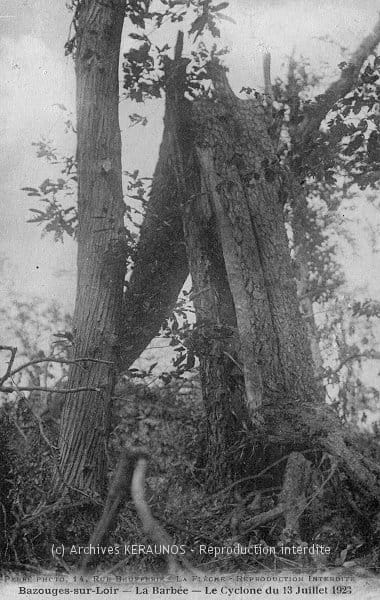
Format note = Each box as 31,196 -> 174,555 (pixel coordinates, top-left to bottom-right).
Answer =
0,289 -> 72,394
9,0 -> 380,573
0,396 -> 101,567
267,55 -> 380,424
326,56 -> 380,190
319,294 -> 380,425
0,284 -> 76,565
2,376 -> 380,571
65,0 -> 231,56
23,143 -> 151,267
22,130 -> 78,242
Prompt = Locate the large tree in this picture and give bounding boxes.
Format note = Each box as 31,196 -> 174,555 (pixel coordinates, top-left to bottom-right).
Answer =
57,0 -> 127,493
155,21 -> 380,493
180,63 -> 380,497
55,0 -> 380,514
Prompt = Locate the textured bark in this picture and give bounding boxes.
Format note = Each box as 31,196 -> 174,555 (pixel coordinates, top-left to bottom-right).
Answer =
120,92 -> 188,369
187,66 -> 380,500
58,30 -> 190,494
57,11 -> 380,500
183,169 -> 251,490
58,0 -> 126,493
158,42 -> 251,490
192,70 -> 317,416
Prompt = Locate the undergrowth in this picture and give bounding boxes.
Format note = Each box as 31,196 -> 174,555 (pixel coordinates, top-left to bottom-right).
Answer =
1,378 -> 380,574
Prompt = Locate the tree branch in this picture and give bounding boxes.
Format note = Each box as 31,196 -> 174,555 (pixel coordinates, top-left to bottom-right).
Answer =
0,385 -> 102,394
120,37 -> 190,371
299,16 -> 380,144
321,350 -> 380,380
8,356 -> 113,380
0,345 -> 17,386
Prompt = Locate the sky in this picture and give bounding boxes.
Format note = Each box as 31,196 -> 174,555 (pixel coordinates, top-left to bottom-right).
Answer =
0,0 -> 379,315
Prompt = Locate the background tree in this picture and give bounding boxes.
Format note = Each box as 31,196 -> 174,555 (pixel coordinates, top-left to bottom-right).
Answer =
56,0 -> 127,493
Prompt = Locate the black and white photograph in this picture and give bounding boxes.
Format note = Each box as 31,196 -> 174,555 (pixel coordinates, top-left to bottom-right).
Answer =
1,1 -> 380,598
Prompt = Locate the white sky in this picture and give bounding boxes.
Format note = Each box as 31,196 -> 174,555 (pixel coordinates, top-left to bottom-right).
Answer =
0,0 -> 379,314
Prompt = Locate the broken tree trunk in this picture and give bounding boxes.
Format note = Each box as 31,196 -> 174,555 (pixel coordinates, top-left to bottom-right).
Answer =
161,37 -> 251,491
120,82 -> 189,369
184,64 -> 380,500
183,165 -> 252,490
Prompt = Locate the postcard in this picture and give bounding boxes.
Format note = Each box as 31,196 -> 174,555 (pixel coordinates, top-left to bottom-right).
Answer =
1,1 -> 379,598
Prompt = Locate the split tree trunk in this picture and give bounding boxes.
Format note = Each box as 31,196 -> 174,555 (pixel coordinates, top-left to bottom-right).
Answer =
183,166 -> 251,490
120,76 -> 189,369
182,65 -> 380,498
159,41 -> 252,490
58,0 -> 126,494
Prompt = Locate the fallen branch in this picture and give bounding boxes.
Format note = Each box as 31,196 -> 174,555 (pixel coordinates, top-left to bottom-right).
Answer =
80,447 -> 196,574
234,505 -> 284,540
0,385 -> 102,394
80,448 -> 146,572
278,452 -> 312,542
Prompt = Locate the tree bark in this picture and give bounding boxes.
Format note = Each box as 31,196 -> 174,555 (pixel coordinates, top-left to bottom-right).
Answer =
120,95 -> 189,370
298,17 -> 380,147
192,68 -> 317,414
57,12 -> 380,499
159,40 -> 251,490
183,167 -> 251,490
58,0 -> 126,494
186,65 -> 380,499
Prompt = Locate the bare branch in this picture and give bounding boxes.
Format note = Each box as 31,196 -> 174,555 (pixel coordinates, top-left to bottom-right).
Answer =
18,392 -> 59,450
0,385 -> 102,394
174,29 -> 184,61
8,356 -> 114,380
0,345 -> 17,386
19,499 -> 98,528
321,350 -> 380,380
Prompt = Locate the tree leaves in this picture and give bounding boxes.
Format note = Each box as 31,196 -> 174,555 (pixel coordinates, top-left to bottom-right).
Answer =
123,42 -> 165,102
343,133 -> 364,156
189,1 -> 231,40
22,144 -> 78,243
